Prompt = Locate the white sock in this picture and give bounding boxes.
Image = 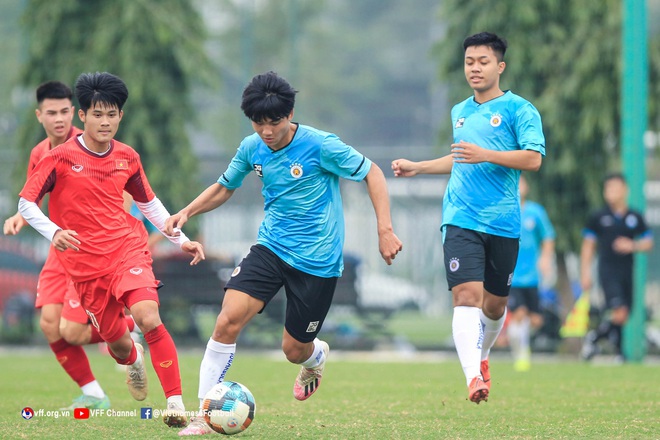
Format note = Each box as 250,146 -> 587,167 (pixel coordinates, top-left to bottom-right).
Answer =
519,316 -> 531,352
80,380 -> 105,399
452,306 -> 483,386
507,320 -> 522,361
129,345 -> 144,369
197,338 -> 236,408
167,394 -> 184,408
480,308 -> 507,362
300,339 -> 325,368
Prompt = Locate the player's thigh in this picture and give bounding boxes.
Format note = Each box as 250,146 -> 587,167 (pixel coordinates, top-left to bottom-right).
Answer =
483,233 -> 519,297
282,266 -> 337,343
223,244 -> 285,318
443,225 -> 486,289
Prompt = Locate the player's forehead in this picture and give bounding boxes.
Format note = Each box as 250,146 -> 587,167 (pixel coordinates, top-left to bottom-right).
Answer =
89,102 -> 120,113
39,98 -> 72,111
464,45 -> 498,60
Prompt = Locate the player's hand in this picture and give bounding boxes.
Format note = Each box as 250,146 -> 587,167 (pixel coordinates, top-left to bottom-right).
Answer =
52,229 -> 81,252
451,141 -> 489,164
612,236 -> 635,254
3,213 -> 27,235
391,159 -> 418,177
181,240 -> 205,265
165,212 -> 189,236
379,230 -> 403,265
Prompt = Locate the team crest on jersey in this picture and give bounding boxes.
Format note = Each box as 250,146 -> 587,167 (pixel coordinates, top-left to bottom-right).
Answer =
253,164 -> 263,177
625,214 -> 638,229
449,257 -> 460,272
290,162 -> 303,178
231,266 -> 241,277
115,159 -> 128,169
490,113 -> 503,127
130,268 -> 143,275
455,117 -> 465,128
72,165 -> 84,172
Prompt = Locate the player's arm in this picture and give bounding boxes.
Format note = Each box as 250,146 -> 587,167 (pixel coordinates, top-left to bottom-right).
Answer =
450,141 -> 542,171
363,163 -> 402,265
580,235 -> 597,292
164,183 -> 235,235
538,238 -> 556,281
391,154 -> 453,177
134,197 -> 205,265
17,197 -> 80,252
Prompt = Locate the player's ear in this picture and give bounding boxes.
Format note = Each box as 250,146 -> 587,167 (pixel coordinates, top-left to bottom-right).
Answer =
78,108 -> 86,123
498,61 -> 506,74
118,110 -> 124,121
35,108 -> 42,123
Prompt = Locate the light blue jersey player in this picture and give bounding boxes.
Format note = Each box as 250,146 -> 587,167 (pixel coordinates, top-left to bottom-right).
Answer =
392,32 -> 545,404
168,72 -> 402,435
219,125 -> 370,277
443,91 -> 545,238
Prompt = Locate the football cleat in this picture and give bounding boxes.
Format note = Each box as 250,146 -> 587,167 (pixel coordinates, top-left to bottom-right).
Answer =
126,343 -> 148,401
293,339 -> 329,401
468,377 -> 489,404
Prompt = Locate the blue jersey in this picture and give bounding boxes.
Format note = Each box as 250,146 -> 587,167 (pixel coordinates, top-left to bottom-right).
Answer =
219,124 -> 372,277
442,91 -> 545,238
512,200 -> 555,287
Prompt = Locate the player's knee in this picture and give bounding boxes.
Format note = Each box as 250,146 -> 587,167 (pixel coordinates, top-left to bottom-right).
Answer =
212,313 -> 243,341
39,314 -> 61,340
132,311 -> 162,333
60,323 -> 88,346
281,336 -> 309,363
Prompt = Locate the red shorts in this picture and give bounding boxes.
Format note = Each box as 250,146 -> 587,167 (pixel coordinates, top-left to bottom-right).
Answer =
74,244 -> 160,343
36,246 -> 89,324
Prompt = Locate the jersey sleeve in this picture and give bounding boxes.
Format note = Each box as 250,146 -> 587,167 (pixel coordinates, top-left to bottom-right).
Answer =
19,153 -> 57,205
124,154 -> 156,203
515,102 -> 545,155
635,212 -> 652,238
583,211 -> 599,239
320,134 -> 371,181
217,142 -> 253,190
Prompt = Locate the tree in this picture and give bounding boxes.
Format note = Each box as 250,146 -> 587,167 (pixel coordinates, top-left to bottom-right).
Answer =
14,0 -> 214,232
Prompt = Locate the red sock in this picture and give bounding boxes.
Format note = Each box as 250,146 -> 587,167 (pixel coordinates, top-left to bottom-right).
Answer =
90,316 -> 135,344
144,324 -> 182,398
49,338 -> 95,387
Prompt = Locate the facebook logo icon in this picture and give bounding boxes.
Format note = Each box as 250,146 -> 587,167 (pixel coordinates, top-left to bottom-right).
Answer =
141,408 -> 153,419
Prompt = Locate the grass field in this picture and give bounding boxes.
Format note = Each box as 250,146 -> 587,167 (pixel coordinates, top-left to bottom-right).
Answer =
1,348 -> 659,439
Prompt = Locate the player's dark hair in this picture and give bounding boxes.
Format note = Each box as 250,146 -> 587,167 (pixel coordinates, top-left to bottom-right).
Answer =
604,172 -> 627,185
75,72 -> 129,113
36,81 -> 73,104
463,32 -> 507,62
241,71 -> 297,123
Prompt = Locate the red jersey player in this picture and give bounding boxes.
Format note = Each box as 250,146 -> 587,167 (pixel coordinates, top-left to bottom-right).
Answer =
18,72 -> 205,428
3,80 -> 128,411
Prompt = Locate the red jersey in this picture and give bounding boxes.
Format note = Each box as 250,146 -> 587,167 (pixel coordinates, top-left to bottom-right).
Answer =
19,136 -> 156,281
27,126 -> 83,177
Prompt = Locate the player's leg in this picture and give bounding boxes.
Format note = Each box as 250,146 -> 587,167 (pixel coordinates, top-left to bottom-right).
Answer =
38,257 -> 108,410
280,266 -> 336,401
507,289 -> 525,365
443,226 -> 489,403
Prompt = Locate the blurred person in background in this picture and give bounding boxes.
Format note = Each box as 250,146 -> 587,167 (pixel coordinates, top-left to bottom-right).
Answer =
392,32 -> 545,404
580,173 -> 653,362
507,174 -> 555,372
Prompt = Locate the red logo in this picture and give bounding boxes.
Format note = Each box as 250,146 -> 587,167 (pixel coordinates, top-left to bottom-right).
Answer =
74,408 -> 90,419
116,159 -> 128,169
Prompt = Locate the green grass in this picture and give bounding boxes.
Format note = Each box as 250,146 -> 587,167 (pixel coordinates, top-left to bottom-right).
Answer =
1,348 -> 659,439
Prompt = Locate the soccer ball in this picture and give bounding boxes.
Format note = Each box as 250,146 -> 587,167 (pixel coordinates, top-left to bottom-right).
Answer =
202,381 -> 256,435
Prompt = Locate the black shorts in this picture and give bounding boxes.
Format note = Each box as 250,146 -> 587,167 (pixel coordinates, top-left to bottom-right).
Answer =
599,269 -> 633,310
225,244 -> 338,343
443,225 -> 519,297
508,287 -> 541,314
